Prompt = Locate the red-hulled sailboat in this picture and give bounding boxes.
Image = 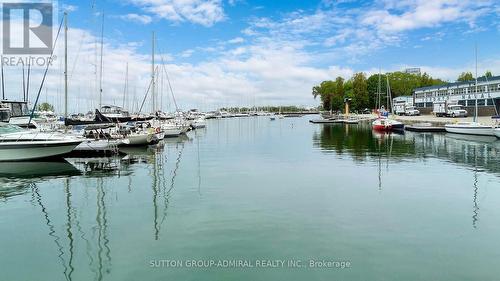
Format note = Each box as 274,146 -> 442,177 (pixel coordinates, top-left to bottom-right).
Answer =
372,74 -> 404,132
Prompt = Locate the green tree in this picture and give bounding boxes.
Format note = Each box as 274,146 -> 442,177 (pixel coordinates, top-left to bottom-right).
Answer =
331,76 -> 345,110
38,102 -> 54,112
485,70 -> 493,78
367,73 -> 387,109
457,72 -> 473,82
351,72 -> 369,110
311,80 -> 337,110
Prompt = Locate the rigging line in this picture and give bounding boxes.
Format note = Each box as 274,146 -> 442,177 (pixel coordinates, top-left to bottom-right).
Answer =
68,30 -> 86,79
156,48 -> 179,111
138,65 -> 159,113
162,64 -> 178,111
28,16 -> 64,125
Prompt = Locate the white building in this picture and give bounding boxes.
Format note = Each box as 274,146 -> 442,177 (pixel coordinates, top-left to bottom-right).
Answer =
395,76 -> 500,116
404,68 -> 421,75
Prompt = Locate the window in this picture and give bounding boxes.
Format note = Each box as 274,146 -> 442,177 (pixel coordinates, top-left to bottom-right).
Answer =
458,100 -> 466,106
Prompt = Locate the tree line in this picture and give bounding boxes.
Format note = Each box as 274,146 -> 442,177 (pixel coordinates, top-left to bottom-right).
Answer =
312,71 -> 494,111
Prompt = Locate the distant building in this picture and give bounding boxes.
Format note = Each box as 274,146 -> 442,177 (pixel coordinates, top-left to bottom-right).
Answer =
404,68 -> 421,75
400,76 -> 500,116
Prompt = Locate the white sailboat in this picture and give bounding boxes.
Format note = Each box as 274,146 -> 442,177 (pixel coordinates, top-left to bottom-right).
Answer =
445,45 -> 494,136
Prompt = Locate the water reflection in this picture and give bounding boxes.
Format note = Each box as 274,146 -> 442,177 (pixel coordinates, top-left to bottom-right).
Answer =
0,133 -> 193,280
0,160 -> 81,199
313,123 -> 500,175
313,123 -> 500,229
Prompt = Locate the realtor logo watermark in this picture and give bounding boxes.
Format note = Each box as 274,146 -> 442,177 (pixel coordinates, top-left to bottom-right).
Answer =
1,1 -> 56,66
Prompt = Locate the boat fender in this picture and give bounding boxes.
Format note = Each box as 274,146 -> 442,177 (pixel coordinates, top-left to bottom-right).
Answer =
155,127 -> 161,133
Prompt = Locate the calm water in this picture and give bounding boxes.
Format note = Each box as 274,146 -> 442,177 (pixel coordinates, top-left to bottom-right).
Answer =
1,116 -> 500,281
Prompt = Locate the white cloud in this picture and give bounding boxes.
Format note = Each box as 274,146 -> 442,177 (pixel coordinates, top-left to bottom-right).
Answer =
227,37 -> 244,44
180,49 -> 194,58
61,4 -> 78,13
118,13 -> 153,24
128,0 -> 225,27
361,0 -> 492,32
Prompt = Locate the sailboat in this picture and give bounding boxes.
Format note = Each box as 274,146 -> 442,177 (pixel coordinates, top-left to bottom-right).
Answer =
277,106 -> 284,119
372,75 -> 404,132
445,46 -> 494,136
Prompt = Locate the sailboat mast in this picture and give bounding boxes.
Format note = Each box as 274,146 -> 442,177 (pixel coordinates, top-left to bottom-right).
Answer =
123,62 -> 128,108
1,55 -> 4,100
377,68 -> 381,110
26,61 -> 30,102
386,76 -> 391,113
64,12 -> 68,119
474,44 -> 478,122
22,62 -> 25,101
98,13 -> 104,109
151,31 -> 155,113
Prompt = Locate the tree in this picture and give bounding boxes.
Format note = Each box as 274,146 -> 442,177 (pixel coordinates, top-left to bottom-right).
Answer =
38,102 -> 54,112
311,80 -> 337,110
457,72 -> 473,82
331,76 -> 345,110
485,70 -> 493,78
351,72 -> 369,110
367,73 -> 387,109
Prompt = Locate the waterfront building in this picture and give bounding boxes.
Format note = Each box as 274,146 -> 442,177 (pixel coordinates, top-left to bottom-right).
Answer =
394,75 -> 500,116
404,68 -> 421,75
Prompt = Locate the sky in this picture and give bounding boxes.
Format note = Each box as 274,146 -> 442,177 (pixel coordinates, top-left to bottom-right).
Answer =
1,0 -> 500,113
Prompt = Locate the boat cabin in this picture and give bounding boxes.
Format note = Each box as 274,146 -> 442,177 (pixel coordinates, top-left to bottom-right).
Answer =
1,100 -> 30,117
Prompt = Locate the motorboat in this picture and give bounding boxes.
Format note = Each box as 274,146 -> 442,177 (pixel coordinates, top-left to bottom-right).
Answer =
0,123 -> 82,161
444,122 -> 494,136
1,100 -> 38,128
372,118 -> 404,132
100,105 -> 132,122
192,118 -> 206,129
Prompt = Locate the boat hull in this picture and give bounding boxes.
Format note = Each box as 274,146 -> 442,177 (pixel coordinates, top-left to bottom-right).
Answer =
372,118 -> 404,132
0,140 -> 82,161
164,128 -> 183,137
493,128 -> 500,138
445,125 -> 494,136
122,133 -> 157,146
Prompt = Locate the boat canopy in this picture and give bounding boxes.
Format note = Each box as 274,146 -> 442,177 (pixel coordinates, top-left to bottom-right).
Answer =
0,123 -> 25,135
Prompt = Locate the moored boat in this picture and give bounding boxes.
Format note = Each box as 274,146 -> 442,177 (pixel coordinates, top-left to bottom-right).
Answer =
372,118 -> 404,132
0,123 -> 82,161
444,122 -> 494,136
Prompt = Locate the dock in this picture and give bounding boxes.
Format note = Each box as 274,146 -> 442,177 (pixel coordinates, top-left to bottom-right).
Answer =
310,114 -> 375,124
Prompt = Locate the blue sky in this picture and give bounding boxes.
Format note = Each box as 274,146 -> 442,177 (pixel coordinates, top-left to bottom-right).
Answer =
2,0 -> 500,112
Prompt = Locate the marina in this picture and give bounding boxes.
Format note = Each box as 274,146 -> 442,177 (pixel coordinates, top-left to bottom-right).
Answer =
2,117 -> 500,281
1,0 -> 500,280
